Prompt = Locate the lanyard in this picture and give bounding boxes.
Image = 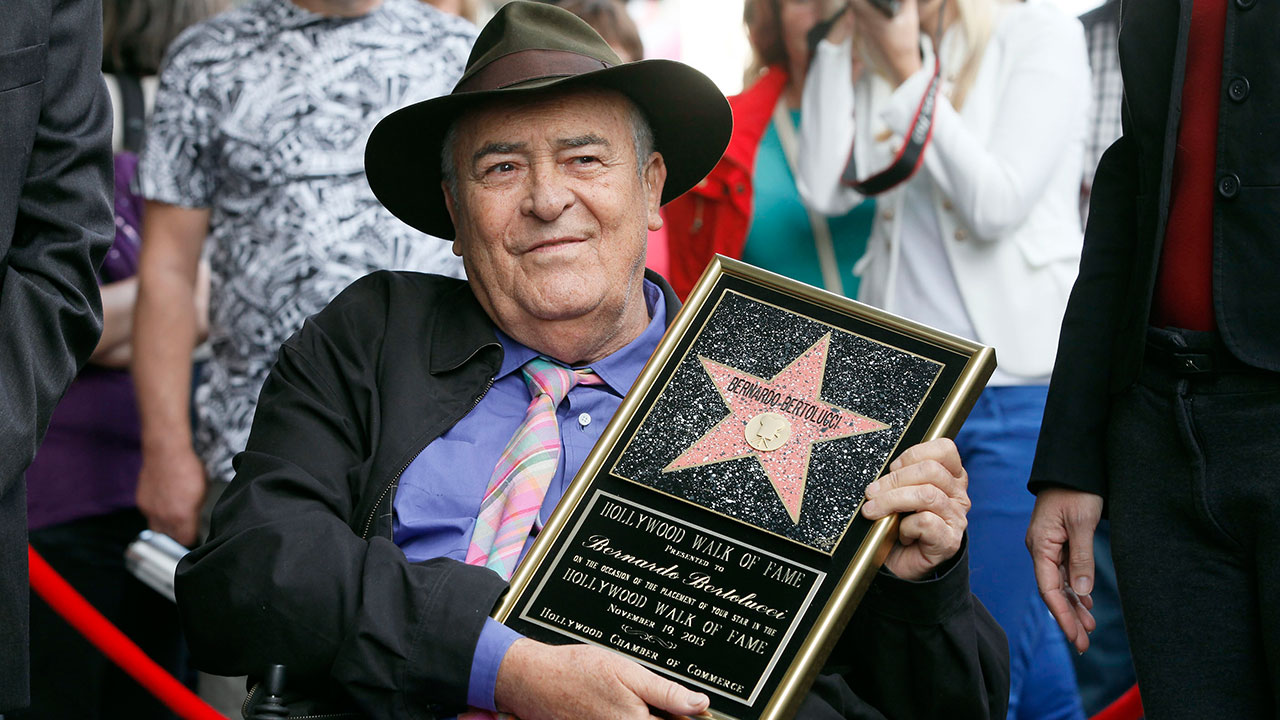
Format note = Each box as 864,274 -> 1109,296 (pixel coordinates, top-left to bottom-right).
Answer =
839,0 -> 948,196
772,100 -> 845,296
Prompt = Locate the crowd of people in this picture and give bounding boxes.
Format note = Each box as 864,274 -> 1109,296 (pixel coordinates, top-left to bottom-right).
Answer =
3,0 -> 1275,718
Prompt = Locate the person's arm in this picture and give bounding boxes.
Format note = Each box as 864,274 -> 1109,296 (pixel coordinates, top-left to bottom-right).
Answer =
796,28 -> 869,217
89,277 -> 138,368
801,540 -> 1009,720
799,439 -> 1010,719
875,6 -> 1091,240
1025,132 -> 1141,654
133,202 -> 209,547
176,272 -> 708,719
0,0 -> 114,487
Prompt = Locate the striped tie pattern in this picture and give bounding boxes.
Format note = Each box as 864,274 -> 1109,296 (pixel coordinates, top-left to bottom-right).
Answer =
465,356 -> 603,581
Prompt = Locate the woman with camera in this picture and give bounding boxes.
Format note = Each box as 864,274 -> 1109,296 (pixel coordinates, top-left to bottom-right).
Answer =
664,0 -> 875,300
795,0 -> 1089,717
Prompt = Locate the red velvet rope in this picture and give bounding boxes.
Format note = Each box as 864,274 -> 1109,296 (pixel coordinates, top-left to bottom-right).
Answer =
1090,684 -> 1144,720
27,545 -> 228,720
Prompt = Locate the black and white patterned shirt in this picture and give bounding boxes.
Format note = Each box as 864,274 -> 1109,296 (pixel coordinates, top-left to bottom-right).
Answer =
1081,0 -> 1123,190
139,0 -> 475,483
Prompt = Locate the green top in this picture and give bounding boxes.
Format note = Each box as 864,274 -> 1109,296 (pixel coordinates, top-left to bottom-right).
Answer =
741,109 -> 874,297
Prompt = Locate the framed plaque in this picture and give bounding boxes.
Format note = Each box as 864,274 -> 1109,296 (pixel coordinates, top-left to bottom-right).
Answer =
493,256 -> 995,720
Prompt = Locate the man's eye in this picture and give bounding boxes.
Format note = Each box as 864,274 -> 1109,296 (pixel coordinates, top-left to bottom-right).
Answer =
572,156 -> 599,165
487,162 -> 517,174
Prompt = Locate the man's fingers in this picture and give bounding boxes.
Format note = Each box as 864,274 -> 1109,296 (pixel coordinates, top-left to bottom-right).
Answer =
622,663 -> 708,716
888,437 -> 963,477
863,481 -> 965,531
897,510 -> 962,558
1064,514 -> 1097,596
1030,536 -> 1082,644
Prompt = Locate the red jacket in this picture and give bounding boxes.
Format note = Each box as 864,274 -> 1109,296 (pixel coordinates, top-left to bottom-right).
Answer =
665,67 -> 789,298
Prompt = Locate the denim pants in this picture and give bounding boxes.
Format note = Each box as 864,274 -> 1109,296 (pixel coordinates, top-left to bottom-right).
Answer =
957,386 -> 1084,720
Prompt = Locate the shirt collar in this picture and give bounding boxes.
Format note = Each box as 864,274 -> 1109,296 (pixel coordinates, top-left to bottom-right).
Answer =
494,279 -> 668,395
262,0 -> 385,30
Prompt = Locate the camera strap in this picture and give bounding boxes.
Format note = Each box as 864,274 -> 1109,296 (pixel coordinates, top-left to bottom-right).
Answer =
839,0 -> 947,196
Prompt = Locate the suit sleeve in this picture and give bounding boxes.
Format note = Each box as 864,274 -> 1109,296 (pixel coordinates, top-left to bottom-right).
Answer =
1028,132 -> 1141,498
0,0 -> 113,490
174,273 -> 508,719
797,540 -> 1010,720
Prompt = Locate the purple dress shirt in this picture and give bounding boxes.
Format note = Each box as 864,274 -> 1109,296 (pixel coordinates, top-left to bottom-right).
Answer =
393,280 -> 667,711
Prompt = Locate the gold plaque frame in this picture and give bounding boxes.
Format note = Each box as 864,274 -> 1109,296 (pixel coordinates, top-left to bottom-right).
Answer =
494,256 -> 995,720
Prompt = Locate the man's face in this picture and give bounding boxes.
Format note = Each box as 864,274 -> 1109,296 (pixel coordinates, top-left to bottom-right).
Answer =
444,89 -> 666,359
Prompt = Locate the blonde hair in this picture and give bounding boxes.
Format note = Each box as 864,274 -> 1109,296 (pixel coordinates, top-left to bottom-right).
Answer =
947,0 -> 1003,110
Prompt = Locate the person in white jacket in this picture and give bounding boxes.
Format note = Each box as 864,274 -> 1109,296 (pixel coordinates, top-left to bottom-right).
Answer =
795,1 -> 1089,718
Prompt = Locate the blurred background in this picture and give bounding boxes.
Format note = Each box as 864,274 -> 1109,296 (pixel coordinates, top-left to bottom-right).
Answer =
470,0 -> 1107,96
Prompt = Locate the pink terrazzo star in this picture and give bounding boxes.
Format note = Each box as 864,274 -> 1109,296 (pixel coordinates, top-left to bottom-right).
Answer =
662,333 -> 889,523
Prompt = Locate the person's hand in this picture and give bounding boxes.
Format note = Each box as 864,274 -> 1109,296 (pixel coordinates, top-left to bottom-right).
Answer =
849,0 -> 923,86
861,437 -> 969,580
136,446 -> 207,547
494,639 -> 709,720
823,2 -> 856,45
1025,487 -> 1104,653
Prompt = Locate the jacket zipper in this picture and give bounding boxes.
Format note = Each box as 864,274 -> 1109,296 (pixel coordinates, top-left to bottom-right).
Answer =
359,374 -> 496,540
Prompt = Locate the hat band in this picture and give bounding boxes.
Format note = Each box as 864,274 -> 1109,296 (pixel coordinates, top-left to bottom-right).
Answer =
455,49 -> 613,94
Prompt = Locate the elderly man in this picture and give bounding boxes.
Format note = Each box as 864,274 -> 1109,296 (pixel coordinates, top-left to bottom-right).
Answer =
176,3 -> 1008,718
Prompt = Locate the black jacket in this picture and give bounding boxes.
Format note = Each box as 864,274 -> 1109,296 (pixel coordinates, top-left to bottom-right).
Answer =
177,270 -> 1008,719
1030,0 -> 1280,498
0,0 -> 113,709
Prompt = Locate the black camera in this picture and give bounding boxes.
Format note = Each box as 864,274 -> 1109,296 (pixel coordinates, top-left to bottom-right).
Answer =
866,0 -> 903,17
807,0 -> 903,56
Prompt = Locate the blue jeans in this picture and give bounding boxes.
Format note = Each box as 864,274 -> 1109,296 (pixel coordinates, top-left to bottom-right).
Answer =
956,386 -> 1084,720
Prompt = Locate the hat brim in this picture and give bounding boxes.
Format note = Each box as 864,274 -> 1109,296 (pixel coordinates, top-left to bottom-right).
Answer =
364,59 -> 732,240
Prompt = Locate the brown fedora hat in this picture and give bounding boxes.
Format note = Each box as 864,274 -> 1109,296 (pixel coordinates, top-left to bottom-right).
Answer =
364,0 -> 733,240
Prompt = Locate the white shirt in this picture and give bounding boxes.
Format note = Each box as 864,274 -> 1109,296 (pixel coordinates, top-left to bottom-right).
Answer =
796,1 -> 1091,383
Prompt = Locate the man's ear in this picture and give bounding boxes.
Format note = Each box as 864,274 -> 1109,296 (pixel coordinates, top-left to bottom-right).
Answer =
442,181 -> 464,257
643,151 -> 668,232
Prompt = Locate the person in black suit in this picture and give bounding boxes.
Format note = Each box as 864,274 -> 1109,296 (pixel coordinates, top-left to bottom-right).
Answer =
0,0 -> 114,712
1026,1 -> 1280,717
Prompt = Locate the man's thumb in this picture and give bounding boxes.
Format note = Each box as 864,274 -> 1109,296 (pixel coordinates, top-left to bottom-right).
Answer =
630,667 -> 708,715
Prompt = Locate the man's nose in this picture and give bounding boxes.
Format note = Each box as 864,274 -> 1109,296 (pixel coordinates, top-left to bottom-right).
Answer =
522,162 -> 574,221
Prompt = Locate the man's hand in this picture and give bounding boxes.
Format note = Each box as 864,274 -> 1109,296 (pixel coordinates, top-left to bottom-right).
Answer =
494,639 -> 709,720
861,437 -> 970,581
136,446 -> 206,547
1025,487 -> 1104,653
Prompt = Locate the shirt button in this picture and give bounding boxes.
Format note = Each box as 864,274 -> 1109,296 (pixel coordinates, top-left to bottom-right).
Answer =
881,209 -> 895,221
578,413 -> 591,428
942,199 -> 954,211
954,228 -> 968,242
1228,76 -> 1250,102
1217,173 -> 1240,199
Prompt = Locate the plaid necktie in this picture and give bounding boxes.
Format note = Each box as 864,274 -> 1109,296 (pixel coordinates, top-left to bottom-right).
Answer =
464,356 -> 603,581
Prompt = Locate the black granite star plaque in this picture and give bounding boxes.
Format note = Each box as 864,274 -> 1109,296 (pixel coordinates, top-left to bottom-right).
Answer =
493,257 -> 995,720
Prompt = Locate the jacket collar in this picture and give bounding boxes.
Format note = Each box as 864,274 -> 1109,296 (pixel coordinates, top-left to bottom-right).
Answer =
724,66 -> 790,172
427,269 -> 681,375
